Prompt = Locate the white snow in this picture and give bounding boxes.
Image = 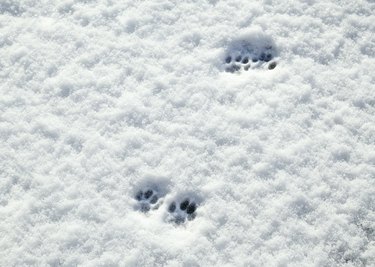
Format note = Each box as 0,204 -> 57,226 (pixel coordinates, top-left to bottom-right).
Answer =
1,0 -> 374,266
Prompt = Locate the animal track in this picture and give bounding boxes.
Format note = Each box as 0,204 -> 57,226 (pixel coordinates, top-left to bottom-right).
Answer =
133,180 -> 199,225
167,198 -> 198,224
135,188 -> 161,212
223,30 -> 278,73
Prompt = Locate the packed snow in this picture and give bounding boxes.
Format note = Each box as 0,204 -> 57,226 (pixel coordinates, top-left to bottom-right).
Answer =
1,0 -> 374,266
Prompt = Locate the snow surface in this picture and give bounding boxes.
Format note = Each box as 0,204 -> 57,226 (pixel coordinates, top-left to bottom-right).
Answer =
1,0 -> 375,266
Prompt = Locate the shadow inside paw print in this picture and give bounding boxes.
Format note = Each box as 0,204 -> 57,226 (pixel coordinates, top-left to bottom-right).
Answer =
135,188 -> 161,212
224,30 -> 278,73
167,198 -> 198,224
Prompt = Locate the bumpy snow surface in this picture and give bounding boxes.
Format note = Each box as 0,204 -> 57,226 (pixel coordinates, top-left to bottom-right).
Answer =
1,0 -> 374,266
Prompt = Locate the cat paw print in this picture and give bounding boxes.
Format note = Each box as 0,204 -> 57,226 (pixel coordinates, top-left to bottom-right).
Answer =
167,198 -> 198,224
135,188 -> 162,212
223,30 -> 278,73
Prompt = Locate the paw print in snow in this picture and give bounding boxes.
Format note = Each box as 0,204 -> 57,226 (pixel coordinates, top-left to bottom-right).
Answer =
167,198 -> 198,224
223,30 -> 278,73
135,188 -> 161,212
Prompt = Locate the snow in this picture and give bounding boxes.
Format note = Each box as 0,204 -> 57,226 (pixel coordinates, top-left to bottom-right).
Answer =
1,0 -> 374,266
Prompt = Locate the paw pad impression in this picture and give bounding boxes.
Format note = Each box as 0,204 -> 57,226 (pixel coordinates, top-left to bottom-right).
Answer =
223,30 -> 278,73
167,198 -> 198,224
135,188 -> 161,212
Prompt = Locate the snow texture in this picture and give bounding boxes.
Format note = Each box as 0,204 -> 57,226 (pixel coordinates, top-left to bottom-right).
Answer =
1,0 -> 375,266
